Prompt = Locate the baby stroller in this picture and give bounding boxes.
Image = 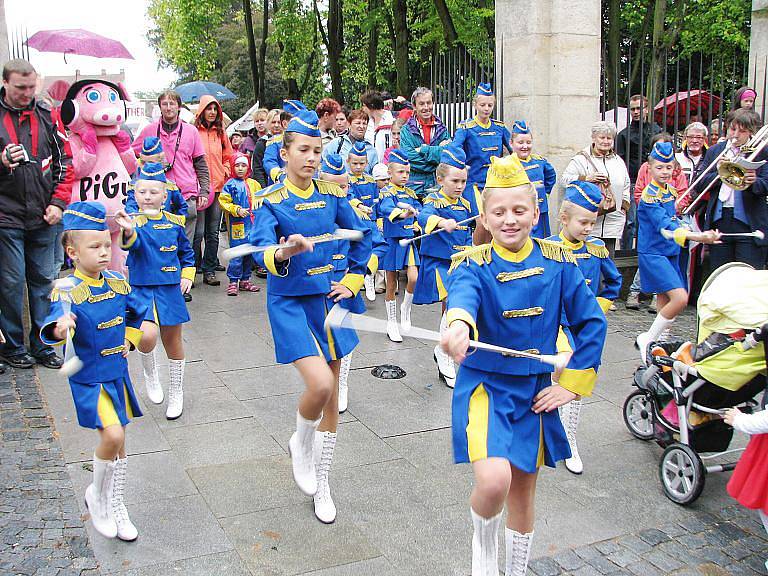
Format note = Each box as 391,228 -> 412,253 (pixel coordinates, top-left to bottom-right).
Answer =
623,263 -> 768,505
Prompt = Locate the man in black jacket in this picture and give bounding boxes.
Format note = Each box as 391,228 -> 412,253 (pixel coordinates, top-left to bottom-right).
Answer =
0,60 -> 72,369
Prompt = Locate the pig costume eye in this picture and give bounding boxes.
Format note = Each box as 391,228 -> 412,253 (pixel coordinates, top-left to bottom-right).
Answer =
85,89 -> 101,103
108,91 -> 118,103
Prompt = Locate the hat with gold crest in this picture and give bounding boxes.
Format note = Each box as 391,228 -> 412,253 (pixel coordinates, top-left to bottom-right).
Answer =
485,154 -> 531,188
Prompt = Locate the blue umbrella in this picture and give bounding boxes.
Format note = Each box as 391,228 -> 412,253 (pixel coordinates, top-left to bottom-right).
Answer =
174,81 -> 237,103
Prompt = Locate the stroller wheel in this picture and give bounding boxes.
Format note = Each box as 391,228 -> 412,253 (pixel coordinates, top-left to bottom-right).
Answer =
659,443 -> 706,506
623,391 -> 655,440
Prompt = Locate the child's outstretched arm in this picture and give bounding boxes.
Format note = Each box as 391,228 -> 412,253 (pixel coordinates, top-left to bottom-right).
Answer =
724,407 -> 768,435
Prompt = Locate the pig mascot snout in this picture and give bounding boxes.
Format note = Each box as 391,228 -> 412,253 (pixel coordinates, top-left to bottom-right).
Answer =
60,80 -> 138,272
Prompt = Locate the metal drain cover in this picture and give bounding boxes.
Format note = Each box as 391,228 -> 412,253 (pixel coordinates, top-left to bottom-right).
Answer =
371,364 -> 406,379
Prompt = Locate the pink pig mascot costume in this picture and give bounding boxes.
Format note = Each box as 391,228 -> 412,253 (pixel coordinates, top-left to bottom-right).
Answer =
60,80 -> 137,271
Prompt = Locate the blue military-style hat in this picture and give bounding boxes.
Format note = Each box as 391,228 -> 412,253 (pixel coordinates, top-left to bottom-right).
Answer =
388,149 -> 410,165
650,141 -> 675,163
141,136 -> 163,156
285,110 -> 321,138
283,99 -> 307,113
564,181 -> 602,213
321,154 -> 348,175
476,83 -> 494,97
348,141 -> 368,158
63,201 -> 108,231
440,145 -> 467,170
137,161 -> 168,183
511,120 -> 530,134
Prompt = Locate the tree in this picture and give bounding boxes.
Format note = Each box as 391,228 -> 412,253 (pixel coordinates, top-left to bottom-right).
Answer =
242,0 -> 261,102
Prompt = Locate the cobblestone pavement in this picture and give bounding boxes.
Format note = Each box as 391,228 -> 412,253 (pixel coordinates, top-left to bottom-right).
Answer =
529,505 -> 768,576
0,367 -> 100,576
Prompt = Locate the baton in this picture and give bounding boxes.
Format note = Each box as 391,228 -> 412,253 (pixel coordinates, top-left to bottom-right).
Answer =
53,279 -> 84,377
399,214 -> 480,246
221,228 -> 364,262
107,209 -> 161,218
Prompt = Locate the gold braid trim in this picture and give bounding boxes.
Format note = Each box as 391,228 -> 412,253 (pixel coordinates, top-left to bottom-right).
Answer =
424,194 -> 449,208
402,187 -> 418,199
133,215 -> 148,228
316,180 -> 348,197
163,211 -> 185,227
448,244 -> 493,272
253,184 -> 289,209
352,204 -> 371,220
50,281 -> 91,305
106,277 -> 131,295
585,240 -> 609,259
534,238 -> 577,264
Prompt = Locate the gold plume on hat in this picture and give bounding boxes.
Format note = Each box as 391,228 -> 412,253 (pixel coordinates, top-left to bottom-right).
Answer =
485,154 -> 531,188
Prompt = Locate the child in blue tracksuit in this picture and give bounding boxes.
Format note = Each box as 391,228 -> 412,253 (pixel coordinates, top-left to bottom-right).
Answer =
219,152 -> 262,295
377,149 -> 422,342
126,136 -> 188,218
441,154 -> 607,576
546,180 -> 622,476
41,201 -> 146,542
635,142 -> 720,362
414,145 -> 473,389
114,162 -> 196,422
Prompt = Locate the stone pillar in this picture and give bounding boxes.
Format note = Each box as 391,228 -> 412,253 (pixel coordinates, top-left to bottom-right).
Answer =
0,1 -> 9,67
496,0 -> 601,219
749,0 -> 768,118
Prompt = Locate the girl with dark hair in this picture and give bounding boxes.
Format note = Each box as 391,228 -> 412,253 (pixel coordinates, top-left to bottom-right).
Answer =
732,86 -> 757,112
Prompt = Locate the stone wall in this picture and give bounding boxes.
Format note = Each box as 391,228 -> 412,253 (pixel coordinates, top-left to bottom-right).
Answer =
749,0 -> 768,118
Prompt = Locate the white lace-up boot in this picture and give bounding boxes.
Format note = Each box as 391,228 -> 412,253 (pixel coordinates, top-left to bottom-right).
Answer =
386,300 -> 402,342
288,411 -> 321,496
312,431 -> 337,523
166,359 -> 185,420
139,349 -> 163,404
112,457 -> 138,541
337,354 -> 352,414
504,528 -> 534,576
85,455 -> 117,538
559,399 -> 583,474
364,275 -> 376,301
471,508 -> 503,576
400,291 -> 414,332
434,313 -> 456,387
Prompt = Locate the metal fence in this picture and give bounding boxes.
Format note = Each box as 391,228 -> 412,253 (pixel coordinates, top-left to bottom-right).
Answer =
429,40 -> 499,135
9,27 -> 29,60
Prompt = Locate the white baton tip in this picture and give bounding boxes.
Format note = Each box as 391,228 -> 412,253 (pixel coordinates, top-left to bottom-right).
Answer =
59,356 -> 84,377
334,228 -> 364,241
398,238 -> 410,247
755,230 -> 765,240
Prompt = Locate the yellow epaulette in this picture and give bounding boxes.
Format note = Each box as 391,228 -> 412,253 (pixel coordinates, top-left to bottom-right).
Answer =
585,237 -> 609,259
424,193 -> 448,208
102,270 -> 131,295
403,186 -> 418,199
316,179 -> 348,198
266,134 -> 283,146
449,243 -> 493,272
492,119 -> 506,127
360,174 -> 375,184
531,153 -> 546,161
167,180 -> 180,192
459,119 -> 476,130
534,238 -> 577,264
378,186 -> 395,198
253,183 -> 289,209
163,211 -> 185,227
352,204 -> 371,220
50,277 -> 91,305
133,215 -> 148,227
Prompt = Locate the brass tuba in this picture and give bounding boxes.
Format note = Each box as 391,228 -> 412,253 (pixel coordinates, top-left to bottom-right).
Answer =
716,124 -> 768,190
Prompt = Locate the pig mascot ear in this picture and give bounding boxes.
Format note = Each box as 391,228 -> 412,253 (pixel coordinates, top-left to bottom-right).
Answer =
60,97 -> 78,127
117,82 -> 131,102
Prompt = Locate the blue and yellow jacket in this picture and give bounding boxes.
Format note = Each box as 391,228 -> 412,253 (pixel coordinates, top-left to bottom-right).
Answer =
262,134 -> 285,185
452,116 -> 512,187
122,211 -> 196,285
41,270 -> 146,385
249,178 -> 372,297
521,154 -> 557,214
546,233 -> 622,314
349,173 -> 379,210
219,176 -> 262,244
377,184 -> 422,239
638,180 -> 686,257
126,181 -> 188,220
417,190 -> 473,260
332,202 -> 388,279
446,238 -> 607,396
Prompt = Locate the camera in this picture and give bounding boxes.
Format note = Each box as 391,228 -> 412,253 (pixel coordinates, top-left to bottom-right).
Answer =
5,144 -> 31,165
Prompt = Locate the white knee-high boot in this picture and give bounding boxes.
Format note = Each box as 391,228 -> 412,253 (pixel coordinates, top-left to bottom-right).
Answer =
338,353 -> 352,414
504,528 -> 534,576
637,313 -> 674,363
400,291 -> 414,332
85,455 -> 117,539
559,399 -> 583,474
289,411 -> 321,496
434,312 -> 456,387
313,431 -> 337,523
166,359 -> 184,420
471,508 -> 503,576
112,457 -> 138,541
386,300 -> 402,342
139,349 -> 163,404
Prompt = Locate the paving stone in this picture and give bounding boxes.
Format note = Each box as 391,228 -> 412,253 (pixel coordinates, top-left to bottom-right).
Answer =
638,528 -> 671,546
586,555 -> 624,574
626,560 -> 665,576
696,546 -> 733,567
552,549 -> 585,571
643,549 -> 684,572
594,540 -> 623,555
605,547 -> 641,568
529,556 -> 562,576
616,535 -> 653,554
677,532 -> 709,550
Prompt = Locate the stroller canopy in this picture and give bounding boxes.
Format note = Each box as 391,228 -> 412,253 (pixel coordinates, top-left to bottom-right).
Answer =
698,263 -> 768,336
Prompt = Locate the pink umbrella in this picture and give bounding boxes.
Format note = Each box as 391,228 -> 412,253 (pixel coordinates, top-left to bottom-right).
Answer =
26,29 -> 133,60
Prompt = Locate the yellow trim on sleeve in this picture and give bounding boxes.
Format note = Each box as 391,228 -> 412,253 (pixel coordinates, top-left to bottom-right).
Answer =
466,384 -> 489,462
264,246 -> 288,277
181,267 -> 196,282
556,327 -> 573,354
425,215 -> 442,234
559,367 -> 598,397
596,297 -> 612,314
673,227 -> 688,247
388,207 -> 404,222
446,308 -> 478,340
270,167 -> 283,182
349,198 -> 362,208
124,327 -> 143,350
121,231 -> 137,249
367,254 -> 379,275
339,273 -> 364,295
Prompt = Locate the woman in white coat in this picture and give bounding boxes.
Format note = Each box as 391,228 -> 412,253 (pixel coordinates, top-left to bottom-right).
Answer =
561,121 -> 631,257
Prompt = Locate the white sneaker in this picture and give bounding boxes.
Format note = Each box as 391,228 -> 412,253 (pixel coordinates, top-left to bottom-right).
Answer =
166,359 -> 184,420
85,456 -> 117,539
433,344 -> 456,388
112,457 -> 138,541
139,350 -> 163,404
560,400 -> 583,475
385,300 -> 402,342
338,354 -> 351,414
364,275 -> 376,302
313,431 -> 337,524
